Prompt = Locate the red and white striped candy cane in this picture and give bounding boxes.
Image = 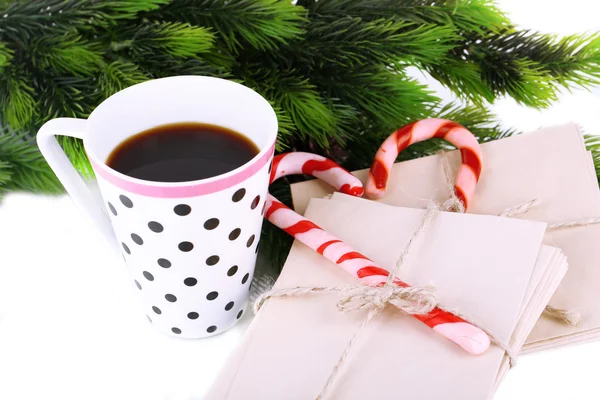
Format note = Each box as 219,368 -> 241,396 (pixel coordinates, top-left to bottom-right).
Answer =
266,152 -> 490,355
270,152 -> 364,197
366,119 -> 483,210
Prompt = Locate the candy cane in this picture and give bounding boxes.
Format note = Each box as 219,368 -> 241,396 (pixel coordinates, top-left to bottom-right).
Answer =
267,152 -> 490,355
366,119 -> 483,210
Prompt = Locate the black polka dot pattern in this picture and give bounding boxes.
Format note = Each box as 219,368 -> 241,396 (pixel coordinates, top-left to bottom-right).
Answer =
204,218 -> 220,230
165,294 -> 177,302
119,195 -> 133,208
184,277 -> 197,287
229,228 -> 241,241
174,204 -> 191,216
157,258 -> 171,268
251,195 -> 260,210
143,271 -> 154,281
131,233 -> 143,245
148,221 -> 163,233
179,241 -> 194,252
232,188 -> 246,202
206,291 -> 219,301
206,255 -> 220,266
114,189 -> 262,337
242,273 -> 250,284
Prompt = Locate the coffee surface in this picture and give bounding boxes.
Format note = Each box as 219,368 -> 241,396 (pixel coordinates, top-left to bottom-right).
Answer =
107,123 -> 259,182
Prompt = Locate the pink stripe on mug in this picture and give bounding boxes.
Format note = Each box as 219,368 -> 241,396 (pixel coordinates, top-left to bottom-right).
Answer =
90,141 -> 276,198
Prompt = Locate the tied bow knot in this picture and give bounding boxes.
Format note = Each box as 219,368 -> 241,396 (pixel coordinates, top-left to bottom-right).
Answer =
337,284 -> 438,316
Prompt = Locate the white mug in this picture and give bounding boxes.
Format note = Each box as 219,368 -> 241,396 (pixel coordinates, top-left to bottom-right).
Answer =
37,76 -> 278,338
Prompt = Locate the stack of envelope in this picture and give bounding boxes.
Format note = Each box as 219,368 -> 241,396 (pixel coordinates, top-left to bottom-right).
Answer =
209,193 -> 568,399
292,123 -> 600,353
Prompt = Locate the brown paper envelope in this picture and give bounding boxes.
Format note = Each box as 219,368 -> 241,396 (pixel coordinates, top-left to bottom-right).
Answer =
328,193 -> 567,350
208,197 -> 564,399
291,123 -> 600,349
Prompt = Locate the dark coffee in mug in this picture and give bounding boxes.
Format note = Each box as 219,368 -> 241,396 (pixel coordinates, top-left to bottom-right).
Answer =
107,122 -> 260,182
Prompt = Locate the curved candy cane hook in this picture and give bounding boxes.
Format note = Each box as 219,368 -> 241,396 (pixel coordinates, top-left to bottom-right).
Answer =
269,152 -> 364,197
366,119 -> 483,210
266,152 -> 490,355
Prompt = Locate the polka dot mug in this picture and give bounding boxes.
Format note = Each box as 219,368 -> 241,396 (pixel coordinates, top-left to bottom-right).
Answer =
37,76 -> 277,338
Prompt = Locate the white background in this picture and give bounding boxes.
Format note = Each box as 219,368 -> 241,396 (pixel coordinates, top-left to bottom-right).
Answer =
1,1 -> 600,399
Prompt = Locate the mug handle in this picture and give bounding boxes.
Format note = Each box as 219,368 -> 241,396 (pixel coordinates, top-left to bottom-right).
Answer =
37,118 -> 117,251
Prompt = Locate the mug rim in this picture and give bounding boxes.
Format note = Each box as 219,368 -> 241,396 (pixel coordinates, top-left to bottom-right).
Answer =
84,76 -> 278,193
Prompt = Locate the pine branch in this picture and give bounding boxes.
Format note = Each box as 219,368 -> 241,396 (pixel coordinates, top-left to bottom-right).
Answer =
57,134 -> 93,178
541,33 -> 600,88
149,0 -> 306,52
197,41 -> 237,71
0,42 -> 13,68
272,105 -> 294,151
0,128 -> 63,194
32,72 -> 97,176
0,66 -> 37,130
483,31 -> 600,89
28,32 -> 103,77
139,56 -> 229,79
317,66 -> 438,134
436,30 -> 600,107
0,0 -> 169,42
103,0 -> 169,15
98,61 -> 149,98
34,73 -> 96,122
304,17 -> 458,67
424,59 -> 495,105
242,68 -> 341,148
116,21 -> 215,60
0,159 -> 11,188
308,0 -> 511,35
495,59 -> 557,107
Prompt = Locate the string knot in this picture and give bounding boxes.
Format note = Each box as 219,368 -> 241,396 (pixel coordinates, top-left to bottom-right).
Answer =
337,284 -> 438,316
